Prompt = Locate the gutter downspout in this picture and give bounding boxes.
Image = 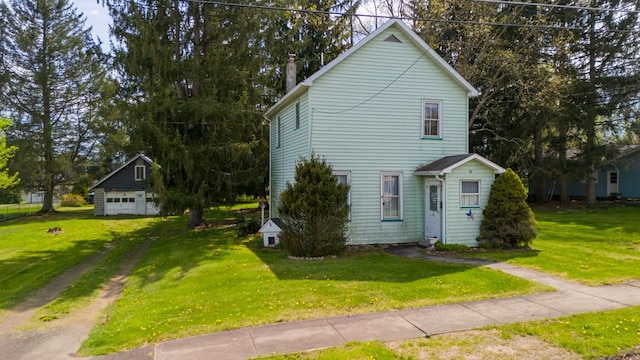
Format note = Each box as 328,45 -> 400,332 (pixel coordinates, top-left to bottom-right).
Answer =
263,113 -> 272,218
435,174 -> 446,244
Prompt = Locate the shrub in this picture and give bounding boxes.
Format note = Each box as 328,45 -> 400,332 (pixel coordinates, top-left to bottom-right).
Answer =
434,241 -> 469,252
235,213 -> 261,237
478,168 -> 536,248
61,193 -> 86,207
278,155 -> 349,257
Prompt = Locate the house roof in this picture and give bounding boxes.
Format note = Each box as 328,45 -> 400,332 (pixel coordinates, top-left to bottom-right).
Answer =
415,154 -> 505,176
265,19 -> 479,118
90,153 -> 154,190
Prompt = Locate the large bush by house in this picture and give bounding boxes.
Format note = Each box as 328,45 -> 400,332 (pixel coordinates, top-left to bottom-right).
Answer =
478,168 -> 536,248
278,156 -> 349,257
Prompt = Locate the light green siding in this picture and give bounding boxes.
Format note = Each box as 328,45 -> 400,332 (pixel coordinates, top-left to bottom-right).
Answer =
443,161 -> 497,246
266,21 -> 499,246
306,27 -> 469,244
270,92 -> 310,217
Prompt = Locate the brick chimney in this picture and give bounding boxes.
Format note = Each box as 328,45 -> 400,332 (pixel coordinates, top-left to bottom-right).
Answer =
286,54 -> 296,93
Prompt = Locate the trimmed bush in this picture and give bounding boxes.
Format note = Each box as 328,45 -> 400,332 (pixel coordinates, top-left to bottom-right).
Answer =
278,155 -> 349,257
61,193 -> 86,207
235,213 -> 261,237
478,168 -> 536,248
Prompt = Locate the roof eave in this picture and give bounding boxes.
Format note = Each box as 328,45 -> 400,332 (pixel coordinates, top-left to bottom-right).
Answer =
264,83 -> 310,119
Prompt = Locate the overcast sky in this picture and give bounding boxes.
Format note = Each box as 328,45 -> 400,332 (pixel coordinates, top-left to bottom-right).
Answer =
73,0 -> 111,52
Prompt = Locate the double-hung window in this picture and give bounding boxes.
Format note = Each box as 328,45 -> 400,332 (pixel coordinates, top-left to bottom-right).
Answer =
135,165 -> 146,181
277,116 -> 282,147
460,180 -> 480,207
381,172 -> 402,220
333,171 -> 351,220
422,100 -> 442,138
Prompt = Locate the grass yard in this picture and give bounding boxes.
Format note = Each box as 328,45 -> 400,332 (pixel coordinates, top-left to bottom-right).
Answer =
0,208 -> 158,312
464,206 -> 640,285
79,206 -> 546,355
258,305 -> 640,359
0,203 -> 42,219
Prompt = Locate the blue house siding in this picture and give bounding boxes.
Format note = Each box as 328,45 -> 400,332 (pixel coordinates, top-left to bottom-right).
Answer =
543,148 -> 640,200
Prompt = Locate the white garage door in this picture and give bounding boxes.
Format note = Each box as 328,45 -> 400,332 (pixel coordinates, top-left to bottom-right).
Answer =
105,192 -> 138,215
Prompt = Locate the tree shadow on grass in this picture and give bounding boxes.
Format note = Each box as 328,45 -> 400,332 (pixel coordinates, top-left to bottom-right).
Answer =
246,241 -> 495,283
0,237 -> 111,311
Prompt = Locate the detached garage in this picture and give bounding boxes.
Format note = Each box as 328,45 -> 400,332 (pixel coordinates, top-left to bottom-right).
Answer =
91,154 -> 160,216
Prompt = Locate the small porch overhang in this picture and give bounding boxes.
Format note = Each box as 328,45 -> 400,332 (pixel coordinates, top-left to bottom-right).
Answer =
415,153 -> 505,176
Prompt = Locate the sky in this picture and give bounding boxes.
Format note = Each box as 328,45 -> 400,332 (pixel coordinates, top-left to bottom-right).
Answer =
73,1 -> 112,52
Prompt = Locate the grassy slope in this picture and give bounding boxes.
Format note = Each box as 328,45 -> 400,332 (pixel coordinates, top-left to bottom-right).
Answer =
0,208 -> 156,312
467,206 -> 640,285
80,209 -> 545,355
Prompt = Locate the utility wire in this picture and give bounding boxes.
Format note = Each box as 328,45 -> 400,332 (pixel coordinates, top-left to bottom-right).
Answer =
472,0 -> 640,14
181,0 -> 638,32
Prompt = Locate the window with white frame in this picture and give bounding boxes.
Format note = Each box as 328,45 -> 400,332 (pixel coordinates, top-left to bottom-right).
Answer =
135,165 -> 146,181
422,100 -> 441,138
460,180 -> 480,207
381,172 -> 402,220
333,171 -> 351,220
295,101 -> 300,129
277,116 -> 281,147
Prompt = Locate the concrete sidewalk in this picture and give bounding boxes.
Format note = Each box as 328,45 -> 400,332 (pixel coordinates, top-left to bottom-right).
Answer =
136,247 -> 640,360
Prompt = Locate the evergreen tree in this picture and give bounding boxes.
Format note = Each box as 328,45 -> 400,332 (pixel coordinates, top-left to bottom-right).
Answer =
278,155 -> 349,257
0,0 -> 108,213
478,168 -> 536,248
106,0 -> 269,227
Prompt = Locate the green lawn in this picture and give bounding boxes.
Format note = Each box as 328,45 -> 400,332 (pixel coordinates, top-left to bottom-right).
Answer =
0,203 -> 42,219
4,204 -> 639,357
0,208 -> 157,312
465,206 -> 640,285
79,207 -> 546,355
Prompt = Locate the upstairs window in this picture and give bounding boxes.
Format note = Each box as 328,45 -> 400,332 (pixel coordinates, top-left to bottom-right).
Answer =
461,180 -> 480,207
422,100 -> 442,138
135,165 -> 146,181
295,101 -> 300,129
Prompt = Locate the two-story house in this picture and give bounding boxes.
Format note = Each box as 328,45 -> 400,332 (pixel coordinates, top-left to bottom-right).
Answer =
91,153 -> 160,216
265,20 -> 504,246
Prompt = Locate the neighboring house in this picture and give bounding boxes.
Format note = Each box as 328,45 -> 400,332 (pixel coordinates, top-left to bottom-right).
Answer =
90,154 -> 159,216
22,190 -> 45,204
543,145 -> 640,200
264,19 -> 504,247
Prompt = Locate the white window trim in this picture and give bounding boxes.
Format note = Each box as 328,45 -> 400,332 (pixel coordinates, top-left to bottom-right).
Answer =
460,179 -> 480,208
421,99 -> 442,139
381,172 -> 403,220
135,165 -> 146,181
333,170 -> 351,221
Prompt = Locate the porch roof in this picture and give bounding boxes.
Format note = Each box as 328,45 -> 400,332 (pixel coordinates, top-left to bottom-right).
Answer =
415,154 -> 505,176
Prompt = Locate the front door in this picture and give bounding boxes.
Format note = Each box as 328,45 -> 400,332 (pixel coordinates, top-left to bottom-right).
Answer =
425,181 -> 442,241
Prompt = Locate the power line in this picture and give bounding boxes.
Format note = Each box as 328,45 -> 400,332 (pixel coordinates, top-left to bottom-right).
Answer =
472,0 -> 640,14
181,0 -> 636,32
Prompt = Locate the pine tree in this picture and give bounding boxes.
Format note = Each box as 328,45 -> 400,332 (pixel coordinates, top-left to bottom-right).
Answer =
278,155 -> 349,257
106,0 -> 268,227
478,168 -> 536,248
0,0 -> 107,213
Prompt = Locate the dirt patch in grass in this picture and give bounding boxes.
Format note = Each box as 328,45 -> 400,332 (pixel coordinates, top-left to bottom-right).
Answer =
387,329 -> 582,360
